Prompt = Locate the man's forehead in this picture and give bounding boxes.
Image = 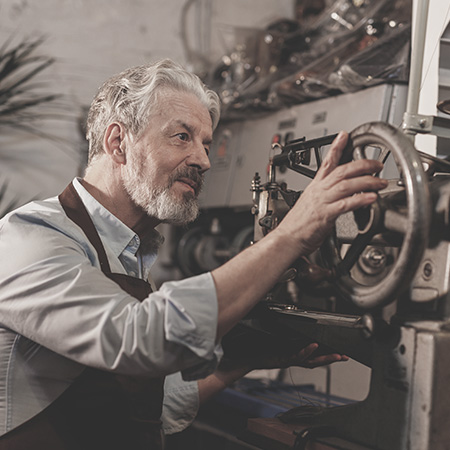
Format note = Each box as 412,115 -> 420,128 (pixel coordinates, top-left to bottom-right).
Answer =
151,89 -> 213,134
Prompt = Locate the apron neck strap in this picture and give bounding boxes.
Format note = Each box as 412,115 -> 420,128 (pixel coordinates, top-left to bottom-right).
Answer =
59,182 -> 112,274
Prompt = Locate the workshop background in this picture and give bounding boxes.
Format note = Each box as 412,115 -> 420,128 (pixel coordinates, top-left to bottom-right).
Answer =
1,0 -> 450,448
0,0 -> 295,211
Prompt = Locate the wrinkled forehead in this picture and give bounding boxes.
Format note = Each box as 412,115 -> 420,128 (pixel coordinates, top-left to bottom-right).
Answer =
155,89 -> 212,127
155,86 -> 211,115
135,88 -> 213,141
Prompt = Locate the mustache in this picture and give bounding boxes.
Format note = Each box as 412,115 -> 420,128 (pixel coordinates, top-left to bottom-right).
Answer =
170,167 -> 204,194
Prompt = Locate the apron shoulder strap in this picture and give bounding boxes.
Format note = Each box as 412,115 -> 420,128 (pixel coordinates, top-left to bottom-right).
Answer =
58,183 -> 112,274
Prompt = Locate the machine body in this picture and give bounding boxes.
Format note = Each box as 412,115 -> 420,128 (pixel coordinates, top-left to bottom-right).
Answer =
250,121 -> 450,450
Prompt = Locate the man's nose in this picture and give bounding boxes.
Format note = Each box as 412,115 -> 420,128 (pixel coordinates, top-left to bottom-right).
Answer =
187,141 -> 211,173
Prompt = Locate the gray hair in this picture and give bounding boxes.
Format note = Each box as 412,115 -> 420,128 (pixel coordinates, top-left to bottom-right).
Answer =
85,59 -> 221,164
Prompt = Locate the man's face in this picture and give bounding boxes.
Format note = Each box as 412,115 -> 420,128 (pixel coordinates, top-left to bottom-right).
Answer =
121,88 -> 213,225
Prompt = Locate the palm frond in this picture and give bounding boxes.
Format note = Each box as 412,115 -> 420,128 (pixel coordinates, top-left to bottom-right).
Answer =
0,94 -> 60,116
0,36 -> 62,131
0,58 -> 55,96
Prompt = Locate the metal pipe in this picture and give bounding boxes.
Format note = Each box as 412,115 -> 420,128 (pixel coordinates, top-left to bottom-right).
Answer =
404,0 -> 430,136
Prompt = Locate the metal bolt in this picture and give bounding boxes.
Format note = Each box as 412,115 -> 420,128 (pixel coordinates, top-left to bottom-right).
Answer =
423,262 -> 433,280
362,247 -> 386,268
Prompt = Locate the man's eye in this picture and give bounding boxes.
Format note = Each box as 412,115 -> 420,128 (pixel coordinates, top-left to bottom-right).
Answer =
204,147 -> 210,156
176,133 -> 189,141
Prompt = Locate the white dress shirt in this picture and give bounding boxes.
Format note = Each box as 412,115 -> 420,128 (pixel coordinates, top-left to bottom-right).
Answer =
0,178 -> 221,436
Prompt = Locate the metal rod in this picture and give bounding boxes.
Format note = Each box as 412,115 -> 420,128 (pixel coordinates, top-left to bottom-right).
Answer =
404,0 -> 430,136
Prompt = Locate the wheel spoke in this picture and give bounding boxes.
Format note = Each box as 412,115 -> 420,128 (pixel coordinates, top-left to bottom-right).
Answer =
336,231 -> 375,276
378,146 -> 390,164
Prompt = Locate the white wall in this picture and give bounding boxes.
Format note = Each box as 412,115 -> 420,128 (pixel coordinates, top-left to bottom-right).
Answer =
0,0 -> 294,210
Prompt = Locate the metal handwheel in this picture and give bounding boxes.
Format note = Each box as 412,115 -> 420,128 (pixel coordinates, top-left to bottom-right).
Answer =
320,121 -> 431,309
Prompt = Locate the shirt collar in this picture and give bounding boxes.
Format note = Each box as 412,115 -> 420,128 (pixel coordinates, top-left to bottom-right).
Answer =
72,177 -> 137,258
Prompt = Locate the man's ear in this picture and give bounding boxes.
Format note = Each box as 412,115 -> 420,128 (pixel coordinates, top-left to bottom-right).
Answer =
104,122 -> 126,165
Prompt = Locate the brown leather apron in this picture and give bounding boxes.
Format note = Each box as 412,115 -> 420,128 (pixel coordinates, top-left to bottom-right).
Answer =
0,183 -> 165,450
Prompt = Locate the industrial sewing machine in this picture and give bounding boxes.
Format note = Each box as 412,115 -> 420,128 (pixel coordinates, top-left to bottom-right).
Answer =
246,120 -> 450,450
163,3 -> 450,446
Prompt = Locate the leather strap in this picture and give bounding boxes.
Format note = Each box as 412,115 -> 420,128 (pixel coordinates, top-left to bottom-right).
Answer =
59,183 -> 112,273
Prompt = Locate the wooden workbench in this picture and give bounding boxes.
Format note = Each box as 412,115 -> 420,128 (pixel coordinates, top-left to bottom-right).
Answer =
240,418 -> 373,450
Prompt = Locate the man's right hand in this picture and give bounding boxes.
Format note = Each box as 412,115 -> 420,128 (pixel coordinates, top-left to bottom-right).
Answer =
274,131 -> 388,257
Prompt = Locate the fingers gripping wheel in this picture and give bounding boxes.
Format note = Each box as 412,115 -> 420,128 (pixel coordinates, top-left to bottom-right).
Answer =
321,122 -> 431,309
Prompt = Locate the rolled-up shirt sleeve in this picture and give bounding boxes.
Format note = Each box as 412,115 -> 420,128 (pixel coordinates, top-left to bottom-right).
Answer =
159,275 -> 223,380
161,372 -> 199,435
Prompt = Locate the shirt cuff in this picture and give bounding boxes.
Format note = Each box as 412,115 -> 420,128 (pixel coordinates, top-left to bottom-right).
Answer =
161,372 -> 199,435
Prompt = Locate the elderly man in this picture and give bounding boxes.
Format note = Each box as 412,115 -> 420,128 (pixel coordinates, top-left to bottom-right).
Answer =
0,59 -> 386,449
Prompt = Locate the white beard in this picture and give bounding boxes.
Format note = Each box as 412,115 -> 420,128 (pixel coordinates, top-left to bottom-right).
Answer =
122,153 -> 200,226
